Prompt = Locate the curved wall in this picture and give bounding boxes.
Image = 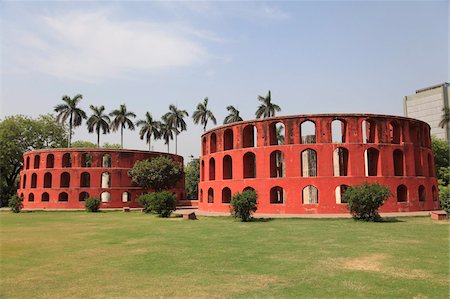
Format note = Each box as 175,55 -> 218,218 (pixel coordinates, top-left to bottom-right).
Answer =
198,114 -> 440,214
18,148 -> 185,209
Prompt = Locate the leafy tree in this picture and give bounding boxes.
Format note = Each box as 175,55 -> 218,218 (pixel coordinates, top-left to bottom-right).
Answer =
139,191 -> 177,217
136,112 -> 161,151
255,90 -> 281,118
193,97 -> 217,132
223,105 -> 243,124
8,194 -> 23,213
231,190 -> 258,222
85,197 -> 100,212
432,136 -> 449,170
163,105 -> 188,154
102,143 -> 121,149
129,156 -> 183,191
343,182 -> 391,221
432,136 -> 450,211
71,140 -> 97,148
87,105 -> 110,147
109,104 -> 136,149
54,94 -> 86,147
185,156 -> 200,200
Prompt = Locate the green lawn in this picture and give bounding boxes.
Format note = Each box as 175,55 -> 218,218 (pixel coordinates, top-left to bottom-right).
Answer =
0,212 -> 448,298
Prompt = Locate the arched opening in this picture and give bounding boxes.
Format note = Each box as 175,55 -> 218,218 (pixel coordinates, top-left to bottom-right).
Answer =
332,119 -> 346,143
199,189 -> 203,202
46,154 -> 54,168
101,172 -> 111,188
432,186 -> 438,201
22,174 -> 27,189
58,192 -> 68,202
210,133 -> 217,153
389,121 -> 401,144
333,147 -> 349,176
270,186 -> 284,204
79,192 -> 89,201
44,172 -> 52,188
300,120 -> 316,144
209,158 -> 216,181
243,125 -> 257,148
269,122 -> 285,145
208,188 -> 214,203
364,148 -> 379,176
418,185 -> 426,202
397,185 -> 407,202
222,187 -> 231,204
122,191 -> 131,202
202,137 -> 207,155
243,152 -> 256,178
28,193 -> 34,202
101,191 -> 110,202
223,155 -> 232,180
25,156 -> 30,169
102,154 -> 111,168
302,185 -> 318,204
62,153 -> 72,168
223,129 -> 234,150
34,155 -> 40,169
270,150 -> 285,178
42,192 -> 49,202
428,154 -> 434,177
409,123 -> 419,143
243,187 -> 255,193
362,119 -> 377,143
335,185 -> 349,204
60,172 -> 70,187
80,172 -> 90,187
393,150 -> 404,176
81,153 -> 92,167
201,160 -> 205,182
31,173 -> 37,188
301,149 -> 317,177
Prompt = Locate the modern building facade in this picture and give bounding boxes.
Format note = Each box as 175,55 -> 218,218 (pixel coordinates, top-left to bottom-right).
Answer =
17,148 -> 185,209
198,114 -> 440,215
404,82 -> 450,141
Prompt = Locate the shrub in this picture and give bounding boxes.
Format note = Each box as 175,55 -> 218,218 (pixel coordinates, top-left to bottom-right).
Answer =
230,190 -> 258,222
139,191 -> 177,217
8,194 -> 23,213
85,197 -> 100,212
343,182 -> 391,221
138,193 -> 153,213
439,184 -> 450,213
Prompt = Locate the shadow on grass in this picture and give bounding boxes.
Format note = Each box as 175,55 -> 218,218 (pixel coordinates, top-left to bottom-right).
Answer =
377,217 -> 404,223
250,217 -> 273,223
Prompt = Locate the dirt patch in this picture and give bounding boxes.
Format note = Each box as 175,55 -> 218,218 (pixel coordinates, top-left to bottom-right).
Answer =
341,254 -> 386,272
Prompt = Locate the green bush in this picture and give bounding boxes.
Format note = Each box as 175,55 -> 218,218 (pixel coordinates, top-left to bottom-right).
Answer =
139,191 -> 177,217
343,182 -> 391,222
8,194 -> 23,213
138,193 -> 153,213
85,197 -> 100,212
439,184 -> 450,213
230,190 -> 258,222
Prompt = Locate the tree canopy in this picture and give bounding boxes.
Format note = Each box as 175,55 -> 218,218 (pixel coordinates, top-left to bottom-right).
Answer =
185,156 -> 200,200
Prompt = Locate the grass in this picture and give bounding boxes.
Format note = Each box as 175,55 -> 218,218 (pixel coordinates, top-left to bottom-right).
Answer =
0,211 -> 449,298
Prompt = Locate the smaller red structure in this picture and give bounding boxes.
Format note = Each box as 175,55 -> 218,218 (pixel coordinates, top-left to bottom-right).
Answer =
17,148 -> 185,209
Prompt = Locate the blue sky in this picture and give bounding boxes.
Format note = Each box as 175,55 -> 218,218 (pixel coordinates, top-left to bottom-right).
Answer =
1,1 -> 448,160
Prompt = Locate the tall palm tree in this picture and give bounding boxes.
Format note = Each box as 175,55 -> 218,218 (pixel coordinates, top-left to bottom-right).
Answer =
136,112 -> 161,151
223,105 -> 243,124
163,105 -> 189,154
255,90 -> 281,118
439,107 -> 450,129
160,116 -> 177,153
192,97 -> 217,132
87,105 -> 110,148
54,94 -> 87,147
109,104 -> 136,149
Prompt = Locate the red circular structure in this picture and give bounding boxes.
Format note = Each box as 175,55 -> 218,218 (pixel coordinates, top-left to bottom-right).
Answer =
198,114 -> 440,214
17,148 -> 185,209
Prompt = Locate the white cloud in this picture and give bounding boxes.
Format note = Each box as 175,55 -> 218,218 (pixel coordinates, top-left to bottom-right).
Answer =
258,5 -> 291,20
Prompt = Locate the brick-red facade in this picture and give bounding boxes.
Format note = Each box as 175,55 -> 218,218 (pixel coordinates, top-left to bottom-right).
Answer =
198,114 -> 440,214
17,149 -> 185,209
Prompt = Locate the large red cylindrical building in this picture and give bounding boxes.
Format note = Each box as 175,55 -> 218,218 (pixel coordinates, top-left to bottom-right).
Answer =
17,148 -> 185,209
198,114 -> 440,214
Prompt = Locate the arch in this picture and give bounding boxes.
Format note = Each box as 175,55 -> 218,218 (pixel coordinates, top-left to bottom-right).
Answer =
270,186 -> 284,204
202,137 -> 207,155
101,172 -> 111,188
79,192 -> 89,201
302,185 -> 318,204
81,153 -> 92,167
208,188 -> 214,203
301,149 -> 317,177
243,186 -> 255,193
210,133 -> 217,153
62,153 -> 72,167
102,154 -> 112,168
223,129 -> 234,150
427,154 -> 434,177
432,186 -> 438,201
201,160 -> 205,182
58,192 -> 68,202
364,148 -> 379,176
362,119 -> 377,143
223,155 -> 232,180
389,121 -> 401,144
209,158 -> 216,181
397,185 -> 407,202
243,124 -> 257,148
335,185 -> 349,204
46,154 -> 54,168
269,122 -> 285,145
122,191 -> 131,202
25,156 -> 30,169
333,147 -> 349,176
31,173 -> 37,188
332,119 -> 346,143
22,174 -> 27,189
393,150 -> 404,176
243,152 -> 256,178
44,172 -> 52,188
270,150 -> 285,178
200,189 -> 203,203
300,120 -> 316,144
101,191 -> 110,202
60,172 -> 70,188
42,192 -> 49,202
28,193 -> 34,202
418,185 -> 426,202
80,172 -> 90,187
34,155 -> 40,169
222,187 -> 231,204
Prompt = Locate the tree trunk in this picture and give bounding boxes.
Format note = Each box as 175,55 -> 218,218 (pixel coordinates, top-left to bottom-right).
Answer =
121,126 -> 123,149
175,133 -> 178,154
148,137 -> 151,151
167,140 -> 170,153
69,113 -> 73,148
97,126 -> 100,148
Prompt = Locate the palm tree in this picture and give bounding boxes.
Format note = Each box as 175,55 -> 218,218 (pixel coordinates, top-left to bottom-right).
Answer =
163,105 -> 189,154
223,105 -> 243,124
54,94 -> 87,147
192,97 -> 217,132
439,107 -> 450,129
136,112 -> 161,151
87,105 -> 110,148
255,90 -> 281,118
160,116 -> 177,153
109,104 -> 136,149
